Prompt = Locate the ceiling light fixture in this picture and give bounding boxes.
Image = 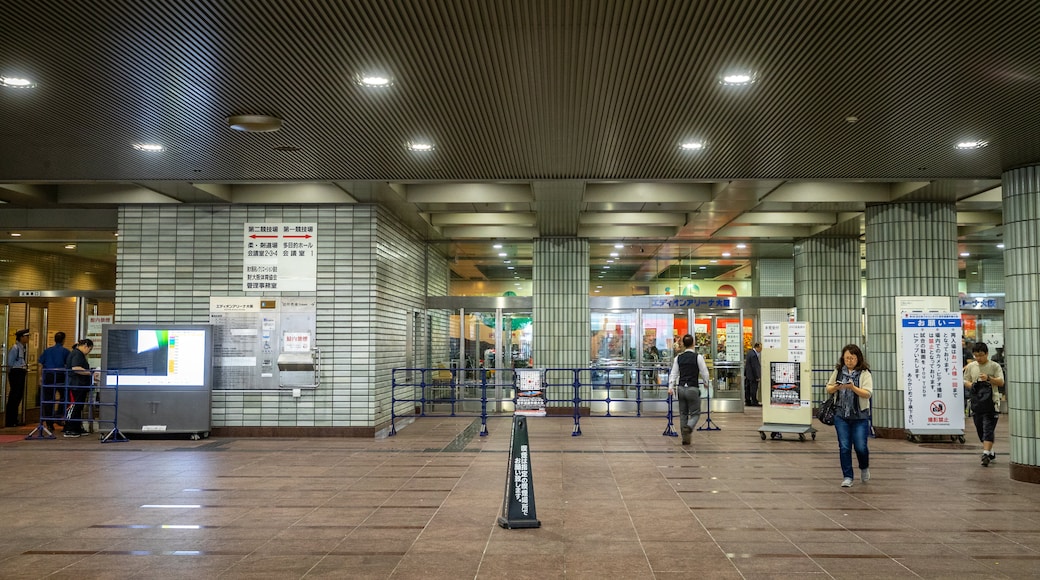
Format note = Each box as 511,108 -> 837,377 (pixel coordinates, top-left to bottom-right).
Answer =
960,252 -> 970,257
133,143 -> 165,152
679,141 -> 704,151
10,233 -> 21,237
997,244 -> 1005,249
226,115 -> 283,133
736,243 -> 747,249
65,244 -> 76,250
721,252 -> 731,257
614,244 -> 624,249
719,71 -> 757,85
355,73 -> 393,87
407,141 -> 434,152
498,252 -> 507,257
493,243 -> 502,249
1,76 -> 35,88
955,140 -> 987,150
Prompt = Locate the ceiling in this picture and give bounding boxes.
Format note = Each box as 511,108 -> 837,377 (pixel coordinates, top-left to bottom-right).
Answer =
1,0 -> 1036,281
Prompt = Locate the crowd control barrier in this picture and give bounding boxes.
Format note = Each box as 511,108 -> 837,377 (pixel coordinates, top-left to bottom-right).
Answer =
26,368 -> 128,443
390,365 -> 688,438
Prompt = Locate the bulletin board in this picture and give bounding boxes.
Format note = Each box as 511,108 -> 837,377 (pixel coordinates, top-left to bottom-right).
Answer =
759,322 -> 814,436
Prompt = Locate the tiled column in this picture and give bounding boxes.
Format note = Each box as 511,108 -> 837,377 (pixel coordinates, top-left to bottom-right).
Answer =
1003,166 -> 1040,484
865,202 -> 959,436
533,238 -> 590,408
794,238 -> 862,379
751,258 -> 794,297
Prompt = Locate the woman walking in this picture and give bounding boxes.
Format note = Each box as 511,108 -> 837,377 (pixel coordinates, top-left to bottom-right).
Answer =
825,344 -> 873,487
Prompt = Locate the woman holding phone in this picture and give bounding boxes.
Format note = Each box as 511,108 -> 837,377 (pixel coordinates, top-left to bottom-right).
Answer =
825,344 -> 873,488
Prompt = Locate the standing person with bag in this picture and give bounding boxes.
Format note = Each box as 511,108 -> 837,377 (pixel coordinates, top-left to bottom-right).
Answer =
667,334 -> 711,445
964,342 -> 1003,467
825,344 -> 873,488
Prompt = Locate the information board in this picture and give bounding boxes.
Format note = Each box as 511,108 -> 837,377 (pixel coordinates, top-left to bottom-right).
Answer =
901,312 -> 963,433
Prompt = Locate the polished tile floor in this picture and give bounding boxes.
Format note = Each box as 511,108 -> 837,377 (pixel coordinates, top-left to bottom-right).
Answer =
0,409 -> 1038,579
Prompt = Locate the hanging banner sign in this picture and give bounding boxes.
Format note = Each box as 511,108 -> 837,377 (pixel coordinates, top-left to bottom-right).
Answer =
901,312 -> 963,433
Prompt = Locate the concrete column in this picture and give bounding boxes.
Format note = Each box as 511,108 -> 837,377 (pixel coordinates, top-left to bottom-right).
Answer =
865,202 -> 959,436
794,238 -> 862,378
1003,166 -> 1040,484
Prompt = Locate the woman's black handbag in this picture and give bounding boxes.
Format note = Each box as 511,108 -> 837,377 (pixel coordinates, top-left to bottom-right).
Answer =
817,393 -> 838,425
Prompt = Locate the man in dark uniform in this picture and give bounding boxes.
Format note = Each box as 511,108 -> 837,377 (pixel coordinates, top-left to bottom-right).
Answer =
744,342 -> 762,406
6,329 -> 30,427
667,334 -> 711,445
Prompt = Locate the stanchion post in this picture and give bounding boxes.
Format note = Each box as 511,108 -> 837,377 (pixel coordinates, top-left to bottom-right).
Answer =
662,393 -> 677,437
479,369 -> 489,436
571,369 -> 582,436
697,379 -> 721,431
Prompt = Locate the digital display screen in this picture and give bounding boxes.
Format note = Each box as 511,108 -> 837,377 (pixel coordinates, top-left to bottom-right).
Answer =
104,329 -> 208,386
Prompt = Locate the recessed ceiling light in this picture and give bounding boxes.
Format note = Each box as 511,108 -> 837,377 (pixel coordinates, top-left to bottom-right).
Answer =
504,260 -> 511,264
10,233 -> 21,237
602,266 -> 610,269
955,140 -> 987,150
721,252 -> 731,257
614,244 -> 624,249
596,286 -> 603,289
960,252 -> 970,257
607,260 -> 614,263
719,71 -> 757,85
610,252 -> 619,257
65,244 -> 76,250
355,73 -> 393,87
498,252 -> 507,257
493,243 -> 502,249
227,115 -> 283,132
699,266 -> 706,270
407,142 -> 434,152
709,259 -> 717,263
996,244 -> 1005,249
1,76 -> 36,88
507,266 -> 515,270
133,143 -> 165,152
594,289 -> 600,293
679,141 -> 704,151
736,243 -> 747,249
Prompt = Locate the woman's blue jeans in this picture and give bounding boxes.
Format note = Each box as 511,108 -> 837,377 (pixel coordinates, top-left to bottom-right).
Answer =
834,415 -> 870,479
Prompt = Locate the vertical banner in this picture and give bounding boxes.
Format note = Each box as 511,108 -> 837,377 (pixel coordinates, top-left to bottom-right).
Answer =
901,312 -> 963,432
498,416 -> 540,529
514,369 -> 546,416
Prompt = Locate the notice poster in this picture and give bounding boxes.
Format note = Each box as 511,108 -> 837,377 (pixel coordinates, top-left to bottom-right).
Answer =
901,312 -> 964,432
769,361 -> 801,408
514,369 -> 546,416
762,323 -> 782,350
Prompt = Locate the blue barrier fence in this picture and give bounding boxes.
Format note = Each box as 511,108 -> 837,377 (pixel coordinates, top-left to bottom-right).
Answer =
390,366 -> 838,437
26,368 -> 128,443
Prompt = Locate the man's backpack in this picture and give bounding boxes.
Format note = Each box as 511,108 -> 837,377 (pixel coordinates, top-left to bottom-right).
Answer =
970,380 -> 995,415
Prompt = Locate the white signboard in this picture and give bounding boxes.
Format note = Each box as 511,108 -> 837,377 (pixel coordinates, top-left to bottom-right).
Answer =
762,323 -> 782,349
243,223 -> 317,292
725,322 -> 741,362
901,312 -> 963,433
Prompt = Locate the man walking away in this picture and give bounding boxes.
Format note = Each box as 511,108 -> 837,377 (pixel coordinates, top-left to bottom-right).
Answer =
668,334 -> 711,445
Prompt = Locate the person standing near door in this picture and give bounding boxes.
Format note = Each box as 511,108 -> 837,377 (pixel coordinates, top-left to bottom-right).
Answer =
63,338 -> 95,438
38,331 -> 70,431
6,328 -> 31,427
744,342 -> 762,407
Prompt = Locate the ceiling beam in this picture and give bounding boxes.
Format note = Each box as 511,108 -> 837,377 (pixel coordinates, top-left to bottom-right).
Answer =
578,225 -> 681,238
406,184 -> 533,203
0,184 -> 58,206
56,184 -> 181,204
579,212 -> 687,225
440,225 -> 540,239
584,183 -> 712,203
762,182 -> 892,203
731,212 -> 837,225
431,213 -> 536,226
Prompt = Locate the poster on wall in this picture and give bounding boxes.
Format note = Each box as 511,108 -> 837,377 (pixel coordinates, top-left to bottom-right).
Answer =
901,312 -> 963,433
769,361 -> 801,408
87,315 -> 113,368
762,323 -> 781,350
243,223 -> 317,292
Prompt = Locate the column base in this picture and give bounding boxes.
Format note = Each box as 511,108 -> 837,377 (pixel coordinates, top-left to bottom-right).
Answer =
1010,462 -> 1040,484
871,426 -> 905,439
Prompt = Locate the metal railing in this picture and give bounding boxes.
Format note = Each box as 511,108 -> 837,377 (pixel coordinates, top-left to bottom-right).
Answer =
25,368 -> 128,443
